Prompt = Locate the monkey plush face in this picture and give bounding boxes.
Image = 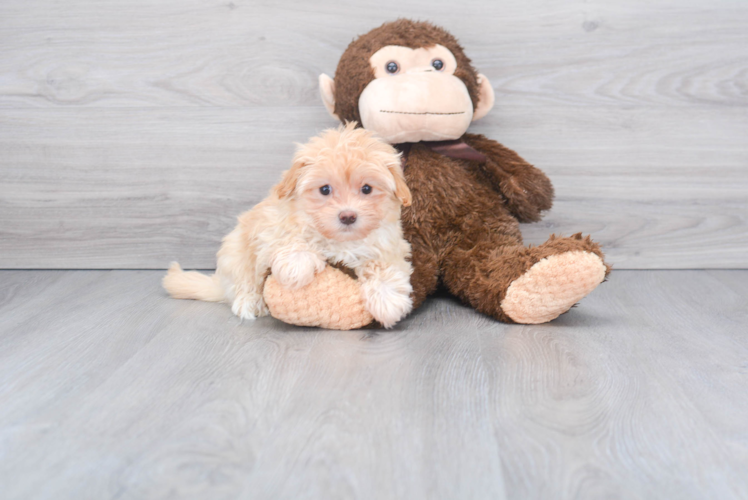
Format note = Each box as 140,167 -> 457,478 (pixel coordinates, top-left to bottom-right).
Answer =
358,44 -> 475,143
319,19 -> 495,144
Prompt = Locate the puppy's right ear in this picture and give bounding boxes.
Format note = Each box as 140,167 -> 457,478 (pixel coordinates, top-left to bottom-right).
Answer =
275,158 -> 306,199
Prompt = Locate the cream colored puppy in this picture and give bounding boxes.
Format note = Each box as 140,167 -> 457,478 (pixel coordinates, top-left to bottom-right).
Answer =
163,123 -> 414,328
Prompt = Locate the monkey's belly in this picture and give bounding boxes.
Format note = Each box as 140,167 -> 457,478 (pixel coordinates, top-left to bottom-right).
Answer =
401,148 -> 522,249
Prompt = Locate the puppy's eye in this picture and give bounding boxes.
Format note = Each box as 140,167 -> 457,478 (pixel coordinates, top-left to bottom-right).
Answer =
361,184 -> 372,195
431,59 -> 444,71
319,185 -> 331,196
385,61 -> 399,74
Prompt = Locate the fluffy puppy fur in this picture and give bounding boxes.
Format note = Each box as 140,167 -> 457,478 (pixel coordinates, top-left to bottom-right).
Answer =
163,123 -> 414,328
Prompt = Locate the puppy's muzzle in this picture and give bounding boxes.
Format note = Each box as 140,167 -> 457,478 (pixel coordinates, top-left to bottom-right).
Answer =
339,211 -> 357,225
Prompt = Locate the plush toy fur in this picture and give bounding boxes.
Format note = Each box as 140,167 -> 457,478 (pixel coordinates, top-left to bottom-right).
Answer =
397,138 -> 608,323
264,266 -> 373,330
263,19 -> 610,326
331,20 -> 482,124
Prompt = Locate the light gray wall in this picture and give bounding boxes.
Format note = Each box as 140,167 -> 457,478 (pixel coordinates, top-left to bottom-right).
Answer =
1,0 -> 746,269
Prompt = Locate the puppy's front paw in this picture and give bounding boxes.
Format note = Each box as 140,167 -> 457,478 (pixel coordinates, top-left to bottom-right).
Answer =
231,292 -> 267,320
271,250 -> 326,290
359,264 -> 413,328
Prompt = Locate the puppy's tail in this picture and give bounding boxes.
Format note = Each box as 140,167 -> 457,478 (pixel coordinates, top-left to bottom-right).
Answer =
163,262 -> 225,302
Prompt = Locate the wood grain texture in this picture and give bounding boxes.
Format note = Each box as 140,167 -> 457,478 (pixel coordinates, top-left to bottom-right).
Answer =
1,0 -> 746,108
0,0 -> 747,269
0,269 -> 746,499
1,106 -> 746,269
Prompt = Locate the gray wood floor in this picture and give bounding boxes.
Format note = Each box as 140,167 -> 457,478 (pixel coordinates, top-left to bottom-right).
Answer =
1,269 -> 746,499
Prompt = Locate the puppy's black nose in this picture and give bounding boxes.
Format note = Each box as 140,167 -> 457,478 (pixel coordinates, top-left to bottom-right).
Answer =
339,211 -> 357,225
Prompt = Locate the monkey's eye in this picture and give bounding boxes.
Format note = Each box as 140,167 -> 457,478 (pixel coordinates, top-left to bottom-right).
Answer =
361,184 -> 372,195
431,59 -> 444,71
385,61 -> 399,74
319,185 -> 331,196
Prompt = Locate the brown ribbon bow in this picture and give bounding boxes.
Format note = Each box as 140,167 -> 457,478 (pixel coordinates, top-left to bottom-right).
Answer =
394,139 -> 488,170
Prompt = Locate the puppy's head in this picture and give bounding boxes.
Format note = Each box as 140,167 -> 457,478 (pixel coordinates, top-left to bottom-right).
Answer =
275,123 -> 410,242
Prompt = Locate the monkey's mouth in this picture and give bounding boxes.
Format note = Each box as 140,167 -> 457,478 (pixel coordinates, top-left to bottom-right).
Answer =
379,110 -> 465,116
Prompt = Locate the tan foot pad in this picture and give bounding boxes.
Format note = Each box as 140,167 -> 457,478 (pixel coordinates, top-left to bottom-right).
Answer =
264,266 -> 373,330
500,251 -> 606,324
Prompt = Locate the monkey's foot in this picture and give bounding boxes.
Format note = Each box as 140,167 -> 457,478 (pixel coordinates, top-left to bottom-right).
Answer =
500,250 -> 607,324
264,266 -> 373,330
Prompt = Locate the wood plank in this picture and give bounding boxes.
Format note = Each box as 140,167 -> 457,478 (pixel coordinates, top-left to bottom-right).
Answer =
1,0 -> 746,269
0,269 -> 746,498
1,106 -> 746,269
0,0 -> 746,108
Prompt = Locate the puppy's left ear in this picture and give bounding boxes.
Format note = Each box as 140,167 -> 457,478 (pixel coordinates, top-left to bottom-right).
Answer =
275,157 -> 306,199
388,162 -> 412,207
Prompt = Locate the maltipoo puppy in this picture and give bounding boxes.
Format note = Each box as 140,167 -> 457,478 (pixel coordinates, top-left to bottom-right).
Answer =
163,123 -> 414,328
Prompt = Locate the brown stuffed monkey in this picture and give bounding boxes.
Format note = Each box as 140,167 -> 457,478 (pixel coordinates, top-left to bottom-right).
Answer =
263,19 -> 610,328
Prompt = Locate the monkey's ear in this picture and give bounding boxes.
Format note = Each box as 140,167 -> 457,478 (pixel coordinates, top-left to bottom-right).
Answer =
318,74 -> 339,120
472,73 -> 495,122
275,158 -> 307,199
388,163 -> 412,207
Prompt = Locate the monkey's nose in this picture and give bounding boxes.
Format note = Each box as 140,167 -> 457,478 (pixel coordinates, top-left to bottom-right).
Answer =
339,211 -> 357,225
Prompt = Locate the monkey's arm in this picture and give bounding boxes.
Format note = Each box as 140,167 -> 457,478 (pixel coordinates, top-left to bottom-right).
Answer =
462,133 -> 554,223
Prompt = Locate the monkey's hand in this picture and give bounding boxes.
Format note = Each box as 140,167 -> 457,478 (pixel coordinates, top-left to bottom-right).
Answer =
270,247 -> 326,290
263,266 -> 374,330
463,133 -> 554,223
357,260 -> 413,329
